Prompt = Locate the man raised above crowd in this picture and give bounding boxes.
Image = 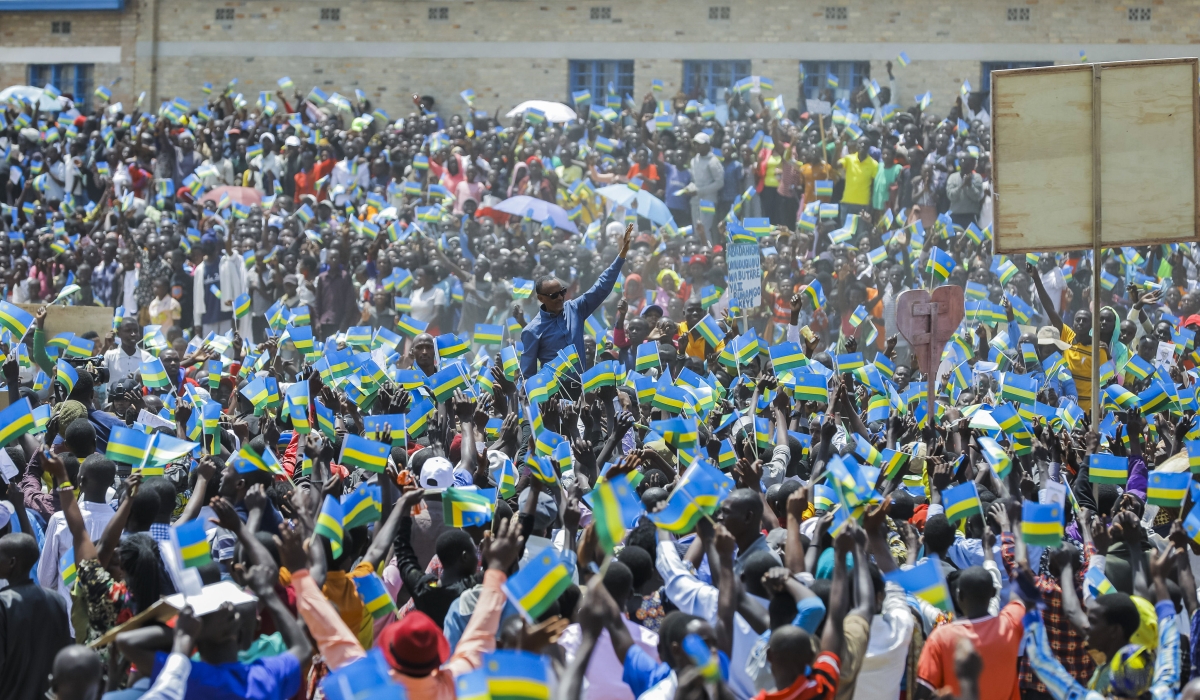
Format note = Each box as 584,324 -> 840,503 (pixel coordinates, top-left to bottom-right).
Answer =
521,223 -> 633,378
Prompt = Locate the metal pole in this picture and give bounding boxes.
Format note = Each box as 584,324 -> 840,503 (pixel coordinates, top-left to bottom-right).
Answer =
1090,63 -> 1103,424
927,301 -> 937,435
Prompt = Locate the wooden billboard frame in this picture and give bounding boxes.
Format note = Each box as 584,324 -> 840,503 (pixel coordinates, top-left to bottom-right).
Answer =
990,57 -> 1200,422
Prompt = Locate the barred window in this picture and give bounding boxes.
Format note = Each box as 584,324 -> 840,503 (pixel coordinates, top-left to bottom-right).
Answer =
214,8 -> 234,21
51,21 -> 71,34
1128,7 -> 1151,21
708,6 -> 730,20
825,6 -> 847,20
1006,7 -> 1030,21
428,6 -> 449,20
589,6 -> 610,20
320,7 -> 340,20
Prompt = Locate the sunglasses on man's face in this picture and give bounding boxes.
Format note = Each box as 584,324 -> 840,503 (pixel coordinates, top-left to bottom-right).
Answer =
540,289 -> 566,300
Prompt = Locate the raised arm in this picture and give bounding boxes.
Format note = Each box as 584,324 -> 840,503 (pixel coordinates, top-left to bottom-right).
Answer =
822,524 -> 851,657
43,450 -> 100,562
1026,262 -> 1063,333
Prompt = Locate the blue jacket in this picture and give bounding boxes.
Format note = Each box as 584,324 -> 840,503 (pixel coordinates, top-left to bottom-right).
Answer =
520,256 -> 624,379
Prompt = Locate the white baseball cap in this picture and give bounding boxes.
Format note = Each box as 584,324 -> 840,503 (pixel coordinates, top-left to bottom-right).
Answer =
419,456 -> 454,489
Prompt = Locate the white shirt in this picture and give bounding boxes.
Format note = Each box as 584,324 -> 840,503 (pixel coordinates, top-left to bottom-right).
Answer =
1040,267 -> 1068,317
410,286 -> 446,324
123,267 -> 139,312
36,500 -> 117,622
328,158 -> 369,206
104,345 -> 152,391
851,582 -> 916,700
558,618 -> 660,700
141,652 -> 191,700
656,539 -> 761,700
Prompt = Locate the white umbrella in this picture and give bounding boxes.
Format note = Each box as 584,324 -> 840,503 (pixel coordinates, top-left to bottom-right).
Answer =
505,100 -> 577,124
0,85 -> 70,111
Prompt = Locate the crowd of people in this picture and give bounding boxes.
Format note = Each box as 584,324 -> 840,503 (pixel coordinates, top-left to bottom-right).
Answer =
1,61 -> 1200,700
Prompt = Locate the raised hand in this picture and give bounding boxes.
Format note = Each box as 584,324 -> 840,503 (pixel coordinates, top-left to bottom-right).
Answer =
482,516 -> 523,571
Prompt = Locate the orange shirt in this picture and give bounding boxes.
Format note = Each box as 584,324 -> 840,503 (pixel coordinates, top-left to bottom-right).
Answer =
626,163 -> 660,185
293,158 -> 336,203
917,601 -> 1025,700
801,162 -> 836,204
753,652 -> 840,700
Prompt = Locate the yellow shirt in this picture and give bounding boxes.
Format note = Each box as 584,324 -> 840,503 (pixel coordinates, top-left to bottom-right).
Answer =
679,321 -> 725,360
323,561 -> 377,649
1060,325 -> 1108,409
763,154 -> 782,188
840,154 -> 879,206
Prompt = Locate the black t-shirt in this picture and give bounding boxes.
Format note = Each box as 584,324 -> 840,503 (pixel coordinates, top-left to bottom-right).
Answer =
0,582 -> 70,700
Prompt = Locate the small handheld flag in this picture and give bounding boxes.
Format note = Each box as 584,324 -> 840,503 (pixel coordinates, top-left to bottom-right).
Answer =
884,558 -> 951,612
171,519 -> 212,569
502,548 -> 572,621
314,494 -> 345,558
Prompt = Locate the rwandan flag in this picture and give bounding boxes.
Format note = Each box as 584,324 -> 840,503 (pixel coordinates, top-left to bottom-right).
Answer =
977,436 -> 1012,479
1089,454 -> 1127,485
341,483 -> 382,530
0,300 -> 33,339
791,372 -> 829,403
55,359 -> 78,393
171,519 -> 212,568
473,323 -> 504,346
692,315 -> 723,348
106,425 -> 151,464
1000,372 -> 1037,407
940,481 -> 982,522
482,650 -> 551,700
1022,500 -> 1064,547
338,434 -> 389,473
591,475 -> 644,553
501,549 -> 572,621
443,486 -> 495,527
352,572 -> 396,620
770,342 -> 807,373
0,398 -> 34,448
1147,471 -> 1188,507
396,314 -> 429,338
233,293 -> 251,319
140,358 -> 171,389
884,558 -> 952,612
314,495 -> 345,558
634,342 -> 660,371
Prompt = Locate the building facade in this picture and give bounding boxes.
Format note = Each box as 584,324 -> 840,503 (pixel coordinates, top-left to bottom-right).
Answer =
0,0 -> 1196,119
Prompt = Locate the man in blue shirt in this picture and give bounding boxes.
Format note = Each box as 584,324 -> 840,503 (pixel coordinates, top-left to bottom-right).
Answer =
520,225 -> 632,379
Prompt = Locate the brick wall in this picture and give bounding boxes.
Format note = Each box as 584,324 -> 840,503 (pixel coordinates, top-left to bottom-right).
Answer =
1,0 -> 1198,118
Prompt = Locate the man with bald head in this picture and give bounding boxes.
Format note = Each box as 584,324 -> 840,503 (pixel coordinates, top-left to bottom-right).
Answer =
47,646 -> 103,700
0,532 -> 71,699
520,224 -> 633,378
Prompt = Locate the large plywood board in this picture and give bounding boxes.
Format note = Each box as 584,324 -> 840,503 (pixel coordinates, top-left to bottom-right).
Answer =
1100,61 -> 1198,246
991,58 -> 1200,253
15,303 -> 115,343
992,66 -> 1094,252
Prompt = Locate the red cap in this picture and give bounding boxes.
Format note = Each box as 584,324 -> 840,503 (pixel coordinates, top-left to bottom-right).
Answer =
1183,314 -> 1200,330
449,433 -> 462,464
378,611 -> 450,675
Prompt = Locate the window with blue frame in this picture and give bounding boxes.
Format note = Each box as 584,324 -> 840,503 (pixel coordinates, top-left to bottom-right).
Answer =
28,64 -> 94,112
568,60 -> 634,107
682,60 -> 750,102
800,61 -> 870,103
980,61 -> 1053,93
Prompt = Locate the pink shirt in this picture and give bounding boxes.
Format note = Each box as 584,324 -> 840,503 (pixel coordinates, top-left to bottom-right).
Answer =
557,617 -> 661,700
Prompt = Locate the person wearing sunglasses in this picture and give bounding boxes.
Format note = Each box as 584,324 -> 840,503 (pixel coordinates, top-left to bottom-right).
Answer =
520,224 -> 634,380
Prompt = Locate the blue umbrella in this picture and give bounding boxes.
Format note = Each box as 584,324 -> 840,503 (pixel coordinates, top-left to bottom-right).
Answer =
595,184 -> 674,225
493,196 -> 579,234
